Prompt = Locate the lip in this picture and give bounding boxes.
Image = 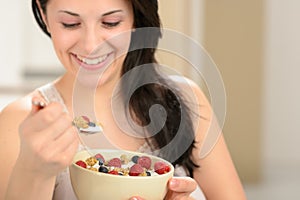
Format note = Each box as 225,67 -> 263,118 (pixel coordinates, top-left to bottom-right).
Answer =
72,52 -> 112,71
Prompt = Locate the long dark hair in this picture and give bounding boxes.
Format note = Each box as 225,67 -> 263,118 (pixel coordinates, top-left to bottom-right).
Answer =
32,0 -> 199,177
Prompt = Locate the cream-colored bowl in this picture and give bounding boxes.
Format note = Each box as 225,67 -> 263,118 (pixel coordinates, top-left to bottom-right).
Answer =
69,149 -> 174,200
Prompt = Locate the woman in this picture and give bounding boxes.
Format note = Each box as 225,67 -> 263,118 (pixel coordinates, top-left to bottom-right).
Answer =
0,0 -> 247,199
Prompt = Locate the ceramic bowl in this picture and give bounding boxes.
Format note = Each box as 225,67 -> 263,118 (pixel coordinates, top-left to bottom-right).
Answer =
69,149 -> 174,200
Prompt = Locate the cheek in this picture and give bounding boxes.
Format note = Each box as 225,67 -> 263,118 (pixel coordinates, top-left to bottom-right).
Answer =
49,31 -> 79,71
51,31 -> 77,52
107,31 -> 132,57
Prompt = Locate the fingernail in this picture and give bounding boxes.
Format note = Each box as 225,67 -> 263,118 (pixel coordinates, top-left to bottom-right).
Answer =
169,179 -> 179,188
32,100 -> 46,109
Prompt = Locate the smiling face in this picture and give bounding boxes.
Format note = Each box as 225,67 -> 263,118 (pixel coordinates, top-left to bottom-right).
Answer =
41,0 -> 134,87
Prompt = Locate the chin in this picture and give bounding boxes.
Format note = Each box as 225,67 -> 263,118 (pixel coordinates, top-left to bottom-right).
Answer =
74,74 -> 103,89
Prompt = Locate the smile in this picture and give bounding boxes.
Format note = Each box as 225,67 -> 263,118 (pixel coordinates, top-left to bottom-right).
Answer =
75,54 -> 109,65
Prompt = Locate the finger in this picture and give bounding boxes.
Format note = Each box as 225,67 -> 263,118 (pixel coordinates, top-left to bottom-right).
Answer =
46,126 -> 79,166
30,102 -> 66,131
42,113 -> 74,140
26,110 -> 71,143
58,128 -> 80,166
49,125 -> 78,154
168,177 -> 197,193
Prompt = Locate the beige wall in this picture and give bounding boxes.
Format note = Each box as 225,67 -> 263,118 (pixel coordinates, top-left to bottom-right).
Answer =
202,0 -> 263,183
158,0 -> 263,183
157,0 -> 190,77
157,0 -> 208,91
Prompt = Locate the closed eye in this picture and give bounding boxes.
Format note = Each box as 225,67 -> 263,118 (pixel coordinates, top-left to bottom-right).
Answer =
62,23 -> 81,29
102,21 -> 121,28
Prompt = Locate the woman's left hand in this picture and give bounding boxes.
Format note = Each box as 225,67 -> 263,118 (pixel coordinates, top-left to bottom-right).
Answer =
129,177 -> 198,200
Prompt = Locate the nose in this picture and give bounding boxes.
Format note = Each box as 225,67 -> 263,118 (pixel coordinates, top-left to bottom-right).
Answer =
81,26 -> 104,55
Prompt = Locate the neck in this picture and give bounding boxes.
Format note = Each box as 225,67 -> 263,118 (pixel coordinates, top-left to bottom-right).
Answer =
55,72 -> 120,119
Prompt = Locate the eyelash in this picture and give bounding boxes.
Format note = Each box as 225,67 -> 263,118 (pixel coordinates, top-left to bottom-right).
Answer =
62,23 -> 80,29
102,21 -> 121,28
62,21 -> 121,29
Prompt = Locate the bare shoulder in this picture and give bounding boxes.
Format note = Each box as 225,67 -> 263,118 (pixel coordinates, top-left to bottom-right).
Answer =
169,76 -> 217,158
169,75 -> 211,109
0,92 -> 35,173
0,91 -> 40,197
0,91 -> 38,133
169,75 -> 213,127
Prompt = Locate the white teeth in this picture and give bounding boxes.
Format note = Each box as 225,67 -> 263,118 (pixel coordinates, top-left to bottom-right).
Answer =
76,54 -> 108,65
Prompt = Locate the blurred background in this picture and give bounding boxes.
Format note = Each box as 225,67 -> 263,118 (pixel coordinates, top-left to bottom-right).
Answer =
1,0 -> 299,199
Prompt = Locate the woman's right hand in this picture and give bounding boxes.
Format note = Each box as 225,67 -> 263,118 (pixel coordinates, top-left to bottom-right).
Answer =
17,97 -> 79,178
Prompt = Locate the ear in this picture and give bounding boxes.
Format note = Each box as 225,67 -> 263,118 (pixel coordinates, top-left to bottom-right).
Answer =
36,0 -> 50,33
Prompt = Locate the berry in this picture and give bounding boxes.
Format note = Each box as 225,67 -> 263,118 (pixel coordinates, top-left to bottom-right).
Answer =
94,153 -> 105,162
164,165 -> 171,173
98,158 -> 104,166
75,160 -> 87,168
131,155 -> 139,163
88,122 -> 96,127
107,158 -> 122,168
129,164 -> 144,176
108,170 -> 119,175
137,156 -> 152,169
81,116 -> 90,123
146,171 -> 151,176
99,166 -> 109,173
154,161 -> 170,174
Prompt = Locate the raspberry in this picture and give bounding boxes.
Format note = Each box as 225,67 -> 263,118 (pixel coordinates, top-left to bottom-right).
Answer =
129,164 -> 144,176
75,160 -> 87,168
164,165 -> 171,173
154,161 -> 170,174
94,153 -> 105,162
81,116 -> 90,123
137,156 -> 152,169
108,170 -> 119,175
107,158 -> 122,168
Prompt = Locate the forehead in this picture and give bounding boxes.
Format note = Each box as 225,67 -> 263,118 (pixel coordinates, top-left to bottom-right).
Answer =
46,0 -> 133,16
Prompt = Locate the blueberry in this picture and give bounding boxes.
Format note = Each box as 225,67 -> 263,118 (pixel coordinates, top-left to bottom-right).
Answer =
88,122 -> 96,127
131,155 -> 139,163
98,158 -> 104,166
146,171 -> 151,176
99,166 -> 108,173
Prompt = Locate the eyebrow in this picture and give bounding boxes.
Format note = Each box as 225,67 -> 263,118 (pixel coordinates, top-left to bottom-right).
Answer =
59,10 -> 79,17
58,9 -> 123,17
102,10 -> 123,16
